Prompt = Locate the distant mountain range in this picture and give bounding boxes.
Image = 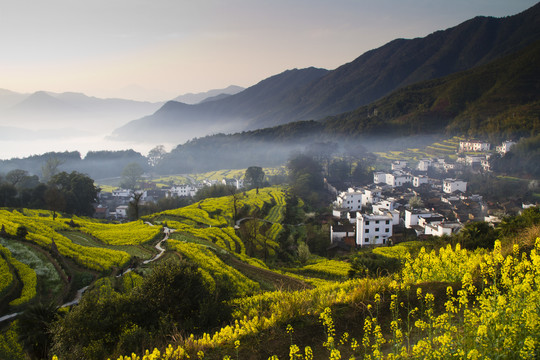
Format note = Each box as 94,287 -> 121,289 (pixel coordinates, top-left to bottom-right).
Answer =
172,85 -> 245,104
0,85 -> 249,141
0,90 -> 164,138
111,2 -> 540,143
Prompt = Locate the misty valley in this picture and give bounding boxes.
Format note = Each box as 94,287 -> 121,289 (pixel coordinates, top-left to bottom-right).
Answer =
0,3 -> 539,360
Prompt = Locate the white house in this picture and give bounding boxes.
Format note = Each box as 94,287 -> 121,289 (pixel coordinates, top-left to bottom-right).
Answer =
443,178 -> 467,194
373,172 -> 387,184
375,208 -> 400,226
413,175 -> 429,187
330,223 -> 356,244
424,222 -> 462,236
222,178 -> 244,189
465,155 -> 484,166
388,171 -> 413,187
335,188 -> 364,211
374,171 -> 412,188
405,209 -> 438,228
417,159 -> 432,172
112,189 -> 133,199
443,162 -> 456,172
356,213 -> 393,247
115,205 -> 129,219
496,140 -> 516,155
372,199 -> 397,213
391,160 -> 408,171
362,188 -> 382,206
459,140 -> 491,152
169,184 -> 198,197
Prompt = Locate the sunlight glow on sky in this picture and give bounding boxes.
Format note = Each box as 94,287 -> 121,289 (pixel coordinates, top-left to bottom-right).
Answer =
0,0 -> 537,101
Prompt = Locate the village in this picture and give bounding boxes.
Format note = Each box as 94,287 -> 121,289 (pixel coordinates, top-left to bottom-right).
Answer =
328,138 -> 535,249
93,138 -> 534,252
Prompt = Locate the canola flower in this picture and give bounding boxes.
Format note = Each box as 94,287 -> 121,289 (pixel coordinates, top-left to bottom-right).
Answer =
90,239 -> 540,360
0,244 -> 37,307
0,209 -> 130,271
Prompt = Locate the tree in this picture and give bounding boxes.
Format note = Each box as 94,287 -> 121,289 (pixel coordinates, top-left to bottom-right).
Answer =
287,153 -> 326,208
51,260 -> 229,360
244,166 -> 265,194
327,159 -> 351,190
147,145 -> 166,168
128,192 -> 144,220
16,225 -> 28,239
457,221 -> 498,249
230,187 -> 244,224
5,169 -> 29,186
44,186 -> 66,220
121,163 -> 144,189
306,141 -> 337,176
17,302 -> 58,359
49,172 -> 99,216
0,183 -> 17,207
194,184 -> 236,201
41,156 -> 64,182
408,195 -> 424,209
297,241 -> 311,264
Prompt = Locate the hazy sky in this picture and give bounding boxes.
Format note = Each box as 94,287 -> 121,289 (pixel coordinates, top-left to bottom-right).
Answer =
0,0 -> 537,102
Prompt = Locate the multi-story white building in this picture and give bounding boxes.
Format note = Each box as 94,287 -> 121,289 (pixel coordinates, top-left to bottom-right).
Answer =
386,171 -> 413,187
459,140 -> 491,152
465,155 -> 484,166
496,140 -> 516,155
405,209 -> 440,228
335,188 -> 364,211
413,175 -> 429,187
374,171 -> 412,188
168,184 -> 198,197
363,188 -> 382,206
417,159 -> 432,172
222,178 -> 244,189
356,213 -> 393,247
373,172 -> 387,184
391,160 -> 408,171
115,205 -> 129,219
112,189 -> 133,199
372,199 -> 397,213
443,178 -> 467,194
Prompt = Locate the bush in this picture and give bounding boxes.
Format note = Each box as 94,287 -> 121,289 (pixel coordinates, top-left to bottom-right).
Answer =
50,260 -> 231,360
348,251 -> 402,278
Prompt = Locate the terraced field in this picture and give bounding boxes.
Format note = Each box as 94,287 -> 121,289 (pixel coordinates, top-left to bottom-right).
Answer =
374,136 -> 464,167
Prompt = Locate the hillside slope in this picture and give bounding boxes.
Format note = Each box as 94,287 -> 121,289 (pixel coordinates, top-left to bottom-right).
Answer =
154,39 -> 540,174
112,3 -> 540,142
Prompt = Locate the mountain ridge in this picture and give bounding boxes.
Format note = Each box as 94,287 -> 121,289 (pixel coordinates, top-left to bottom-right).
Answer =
153,38 -> 540,174
111,2 -> 540,143
173,85 -> 245,104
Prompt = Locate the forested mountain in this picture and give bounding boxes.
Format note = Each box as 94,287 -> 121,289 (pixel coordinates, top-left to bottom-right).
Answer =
322,39 -> 540,139
110,67 -> 329,142
112,2 -> 540,142
156,38 -> 540,174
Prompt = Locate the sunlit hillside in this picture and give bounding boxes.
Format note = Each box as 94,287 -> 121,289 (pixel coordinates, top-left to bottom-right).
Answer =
0,183 -> 539,359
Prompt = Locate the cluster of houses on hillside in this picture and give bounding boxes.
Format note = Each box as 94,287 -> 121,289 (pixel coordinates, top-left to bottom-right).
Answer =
329,139 -> 520,250
330,169 -> 473,250
95,177 -> 244,220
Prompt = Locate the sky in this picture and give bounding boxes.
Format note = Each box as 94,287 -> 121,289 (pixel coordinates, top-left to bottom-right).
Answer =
0,0 -> 537,102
